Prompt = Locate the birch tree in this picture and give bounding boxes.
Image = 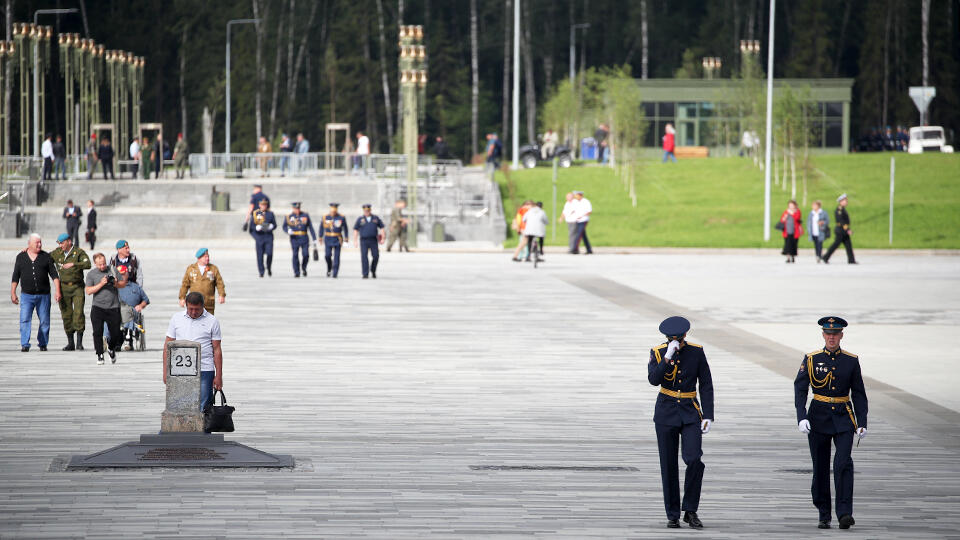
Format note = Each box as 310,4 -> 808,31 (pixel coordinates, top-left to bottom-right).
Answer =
375,0 -> 394,152
470,0 -> 479,156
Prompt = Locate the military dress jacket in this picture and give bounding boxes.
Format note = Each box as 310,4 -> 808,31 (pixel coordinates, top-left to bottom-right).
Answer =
178,263 -> 226,306
283,212 -> 317,240
834,206 -> 851,236
250,209 -> 277,236
794,348 -> 868,434
648,342 -> 715,427
321,213 -> 349,245
50,246 -> 91,285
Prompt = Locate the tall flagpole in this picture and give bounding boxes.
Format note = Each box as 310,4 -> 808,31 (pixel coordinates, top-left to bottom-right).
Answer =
762,0 -> 776,242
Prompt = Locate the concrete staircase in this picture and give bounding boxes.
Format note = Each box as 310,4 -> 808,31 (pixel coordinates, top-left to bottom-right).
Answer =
5,169 -> 506,243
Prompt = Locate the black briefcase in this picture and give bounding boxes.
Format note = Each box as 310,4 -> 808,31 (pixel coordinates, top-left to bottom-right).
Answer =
203,389 -> 235,433
312,247 -> 319,261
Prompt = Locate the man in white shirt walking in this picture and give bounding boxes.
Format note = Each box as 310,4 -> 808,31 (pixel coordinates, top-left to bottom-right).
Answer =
573,190 -> 593,254
163,292 -> 223,412
354,131 -> 370,174
129,137 -> 141,179
560,192 -> 579,254
41,133 -> 54,180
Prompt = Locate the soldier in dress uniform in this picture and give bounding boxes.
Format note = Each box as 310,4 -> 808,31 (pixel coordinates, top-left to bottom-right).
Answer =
647,316 -> 714,529
794,316 -> 868,530
178,248 -> 226,315
282,202 -> 316,277
822,194 -> 857,264
320,203 -> 349,278
250,198 -> 277,277
50,232 -> 91,351
352,204 -> 385,279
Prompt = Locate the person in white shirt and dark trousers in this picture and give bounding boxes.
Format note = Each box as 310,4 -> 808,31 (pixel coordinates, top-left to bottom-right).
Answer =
560,192 -> 579,254
573,190 -> 593,254
809,200 -> 830,263
41,133 -> 54,180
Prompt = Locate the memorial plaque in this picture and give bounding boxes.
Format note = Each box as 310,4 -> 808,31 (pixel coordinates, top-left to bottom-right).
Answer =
161,340 -> 204,433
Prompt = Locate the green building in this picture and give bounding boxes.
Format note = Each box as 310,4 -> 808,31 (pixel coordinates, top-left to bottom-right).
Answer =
636,78 -> 854,153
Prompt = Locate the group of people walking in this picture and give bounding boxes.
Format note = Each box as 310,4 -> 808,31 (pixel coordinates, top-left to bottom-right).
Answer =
779,194 -> 857,264
649,315 -> 867,530
244,186 -> 402,280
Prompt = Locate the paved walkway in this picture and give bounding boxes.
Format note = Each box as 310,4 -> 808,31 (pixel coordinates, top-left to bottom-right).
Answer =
1,244 -> 958,538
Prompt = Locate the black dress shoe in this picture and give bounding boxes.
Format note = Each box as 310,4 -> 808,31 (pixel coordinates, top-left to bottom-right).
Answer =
838,515 -> 855,529
818,520 -> 831,529
21,346 -> 29,352
303,269 -> 308,277
683,511 -> 703,529
267,268 -> 272,276
666,519 -> 680,528
372,271 -> 376,279
39,346 -> 47,351
327,271 -> 332,277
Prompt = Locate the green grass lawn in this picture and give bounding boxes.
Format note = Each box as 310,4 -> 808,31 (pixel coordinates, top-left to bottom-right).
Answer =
496,153 -> 960,249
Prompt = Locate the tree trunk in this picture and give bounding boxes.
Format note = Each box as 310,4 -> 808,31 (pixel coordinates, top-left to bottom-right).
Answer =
833,0 -> 853,76
641,0 -> 649,79
287,0 -> 296,96
921,0 -> 930,87
268,1 -> 286,138
288,0 -> 319,102
180,28 -> 188,140
78,0 -> 91,37
375,0 -> 394,152
362,11 -> 376,142
3,0 -> 11,158
252,0 -> 267,141
470,0 -> 479,157
522,0 -> 536,145
502,0 -> 512,143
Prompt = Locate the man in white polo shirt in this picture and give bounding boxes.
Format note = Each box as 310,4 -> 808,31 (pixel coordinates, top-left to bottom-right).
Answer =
163,291 -> 223,411
573,190 -> 593,254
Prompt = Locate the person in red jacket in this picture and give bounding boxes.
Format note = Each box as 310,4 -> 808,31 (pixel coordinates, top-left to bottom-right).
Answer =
780,200 -> 804,263
662,123 -> 677,163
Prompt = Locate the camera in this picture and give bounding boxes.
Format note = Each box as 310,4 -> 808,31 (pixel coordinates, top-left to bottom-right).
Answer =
106,275 -> 115,285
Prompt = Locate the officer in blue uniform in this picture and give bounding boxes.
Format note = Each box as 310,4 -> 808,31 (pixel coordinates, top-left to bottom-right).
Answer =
249,198 -> 276,277
320,203 -> 349,278
243,184 -> 270,232
794,316 -> 868,530
352,204 -> 385,279
647,316 -> 714,529
281,202 -> 316,277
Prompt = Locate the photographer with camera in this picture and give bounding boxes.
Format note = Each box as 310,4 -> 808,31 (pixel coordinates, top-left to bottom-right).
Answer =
84,253 -> 127,365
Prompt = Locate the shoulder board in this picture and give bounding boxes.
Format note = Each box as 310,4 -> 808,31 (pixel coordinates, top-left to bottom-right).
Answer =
807,349 -> 824,357
685,342 -> 703,348
654,343 -> 668,350
840,349 -> 859,359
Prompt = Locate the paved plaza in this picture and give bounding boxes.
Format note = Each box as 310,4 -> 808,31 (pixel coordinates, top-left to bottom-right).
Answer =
1,242 -> 959,538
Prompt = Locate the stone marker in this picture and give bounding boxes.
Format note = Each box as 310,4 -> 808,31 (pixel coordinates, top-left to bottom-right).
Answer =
161,340 -> 204,433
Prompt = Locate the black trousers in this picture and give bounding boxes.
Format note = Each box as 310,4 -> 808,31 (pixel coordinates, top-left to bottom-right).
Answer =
254,235 -> 273,276
102,159 -> 115,179
91,305 -> 122,355
782,236 -> 798,256
360,238 -> 379,276
524,235 -> 543,259
808,430 -> 855,521
130,162 -> 139,179
43,157 -> 53,180
656,422 -> 705,520
823,231 -> 855,263
66,223 -> 80,246
811,235 -> 824,259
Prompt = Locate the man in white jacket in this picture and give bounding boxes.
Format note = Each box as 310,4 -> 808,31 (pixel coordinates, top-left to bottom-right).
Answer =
521,202 -> 548,262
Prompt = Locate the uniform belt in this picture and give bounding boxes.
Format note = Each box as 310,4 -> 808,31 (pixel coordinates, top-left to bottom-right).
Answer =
812,394 -> 850,403
324,232 -> 341,237
61,281 -> 79,286
290,231 -> 307,235
659,388 -> 697,399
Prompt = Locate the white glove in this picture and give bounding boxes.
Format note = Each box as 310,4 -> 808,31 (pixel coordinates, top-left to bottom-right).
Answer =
798,419 -> 811,434
856,427 -> 866,439
701,419 -> 712,434
665,340 -> 680,360
255,224 -> 263,231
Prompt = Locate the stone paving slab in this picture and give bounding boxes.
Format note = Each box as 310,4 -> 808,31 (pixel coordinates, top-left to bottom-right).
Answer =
1,247 -> 958,538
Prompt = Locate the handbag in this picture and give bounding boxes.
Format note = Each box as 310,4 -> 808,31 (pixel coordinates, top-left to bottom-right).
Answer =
774,221 -> 784,231
203,389 -> 235,433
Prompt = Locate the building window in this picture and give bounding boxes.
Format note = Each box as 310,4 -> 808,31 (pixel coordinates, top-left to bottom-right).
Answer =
825,120 -> 842,147
825,102 -> 843,117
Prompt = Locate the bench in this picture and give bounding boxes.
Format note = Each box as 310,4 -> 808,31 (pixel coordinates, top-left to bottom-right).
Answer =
674,146 -> 709,159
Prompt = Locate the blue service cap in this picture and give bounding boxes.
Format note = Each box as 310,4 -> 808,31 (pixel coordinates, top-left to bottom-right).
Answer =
115,239 -> 128,249
818,316 -> 848,333
57,233 -> 70,243
659,316 -> 691,337
329,202 -> 340,207
291,201 -> 301,208
362,204 -> 372,209
195,247 -> 208,258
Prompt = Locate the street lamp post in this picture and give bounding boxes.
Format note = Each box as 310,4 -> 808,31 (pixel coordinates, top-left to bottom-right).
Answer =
399,25 -> 426,248
511,0 -> 519,169
33,9 -> 77,157
225,19 -> 259,159
763,0 -> 776,242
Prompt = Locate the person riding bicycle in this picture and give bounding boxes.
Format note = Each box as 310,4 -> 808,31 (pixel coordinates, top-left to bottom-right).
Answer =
522,201 -> 548,262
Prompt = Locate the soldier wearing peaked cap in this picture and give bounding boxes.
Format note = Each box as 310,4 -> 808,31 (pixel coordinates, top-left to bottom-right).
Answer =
822,194 -> 857,264
648,316 -> 714,529
320,203 -> 349,278
282,202 -> 316,277
353,204 -> 385,279
794,316 -> 868,530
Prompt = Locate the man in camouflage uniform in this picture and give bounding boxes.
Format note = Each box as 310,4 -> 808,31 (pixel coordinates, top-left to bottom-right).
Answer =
50,232 -> 91,350
173,133 -> 190,179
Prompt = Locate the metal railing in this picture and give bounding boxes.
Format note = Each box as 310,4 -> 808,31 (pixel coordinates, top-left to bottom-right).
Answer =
187,152 -> 463,180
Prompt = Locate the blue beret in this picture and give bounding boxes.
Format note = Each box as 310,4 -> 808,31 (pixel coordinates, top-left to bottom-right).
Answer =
115,239 -> 128,249
818,316 -> 848,333
57,233 -> 70,243
659,316 -> 691,337
195,247 -> 208,258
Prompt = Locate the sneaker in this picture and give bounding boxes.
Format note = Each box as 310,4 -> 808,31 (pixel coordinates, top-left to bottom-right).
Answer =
123,345 -> 133,351
108,348 -> 117,364
97,355 -> 104,365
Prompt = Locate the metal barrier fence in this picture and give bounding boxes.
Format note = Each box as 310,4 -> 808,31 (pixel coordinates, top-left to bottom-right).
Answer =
187,152 -> 463,180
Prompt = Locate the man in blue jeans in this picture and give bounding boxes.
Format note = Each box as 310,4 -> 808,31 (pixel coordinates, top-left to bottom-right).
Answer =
163,292 -> 223,411
10,234 -> 62,352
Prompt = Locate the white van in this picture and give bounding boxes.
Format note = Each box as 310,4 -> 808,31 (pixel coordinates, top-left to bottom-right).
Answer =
907,126 -> 954,154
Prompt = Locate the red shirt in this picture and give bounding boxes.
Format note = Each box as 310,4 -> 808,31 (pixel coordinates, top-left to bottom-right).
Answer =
663,132 -> 675,152
780,210 -> 804,239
